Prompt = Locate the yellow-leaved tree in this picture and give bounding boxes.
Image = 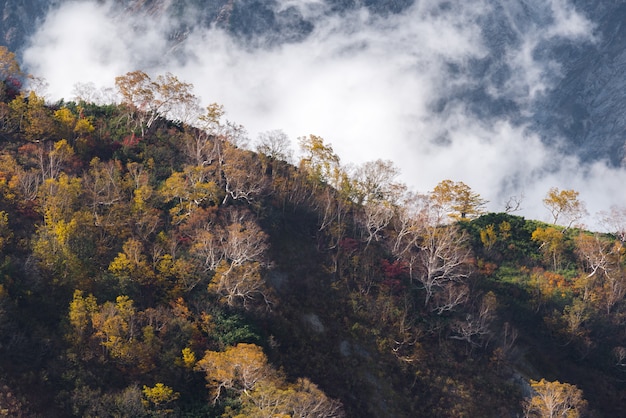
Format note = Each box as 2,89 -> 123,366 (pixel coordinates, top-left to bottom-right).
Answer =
195,343 -> 344,417
142,383 -> 180,415
196,343 -> 273,404
532,226 -> 566,271
523,378 -> 586,418
543,187 -> 587,229
431,179 -> 486,222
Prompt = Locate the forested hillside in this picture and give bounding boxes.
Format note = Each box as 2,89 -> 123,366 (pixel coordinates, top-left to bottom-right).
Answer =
0,47 -> 625,417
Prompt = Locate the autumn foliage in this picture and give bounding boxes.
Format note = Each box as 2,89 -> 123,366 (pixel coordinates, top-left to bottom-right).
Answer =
0,60 -> 624,417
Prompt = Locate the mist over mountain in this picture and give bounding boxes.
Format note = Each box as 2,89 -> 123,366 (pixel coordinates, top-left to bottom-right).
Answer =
4,0 -> 626,226
4,2 -> 626,416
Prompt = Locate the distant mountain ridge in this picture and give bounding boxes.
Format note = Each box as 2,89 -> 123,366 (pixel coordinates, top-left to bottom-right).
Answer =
3,0 -> 626,166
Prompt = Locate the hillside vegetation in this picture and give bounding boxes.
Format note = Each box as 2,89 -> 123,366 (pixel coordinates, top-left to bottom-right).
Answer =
0,49 -> 625,417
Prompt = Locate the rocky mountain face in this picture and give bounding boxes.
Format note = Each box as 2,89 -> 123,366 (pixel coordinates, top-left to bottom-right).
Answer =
429,0 -> 626,166
540,1 -> 626,165
2,0 -> 626,166
1,0 -> 56,53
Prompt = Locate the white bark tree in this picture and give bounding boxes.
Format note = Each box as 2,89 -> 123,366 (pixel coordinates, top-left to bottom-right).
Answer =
115,71 -> 197,137
417,223 -> 472,306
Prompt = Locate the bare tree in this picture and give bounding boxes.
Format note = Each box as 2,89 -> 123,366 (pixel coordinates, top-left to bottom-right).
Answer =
612,346 -> 626,368
13,166 -> 41,201
574,233 -> 626,314
504,193 -> 524,213
390,192 -> 428,259
432,282 -> 469,314
36,139 -> 74,181
255,129 -> 293,162
574,233 -> 613,281
417,223 -> 473,306
598,205 -> 626,242
209,261 -> 273,309
353,159 -> 402,205
222,147 -> 268,204
450,291 -> 497,348
191,227 -> 224,273
83,158 -> 124,215
286,378 -> 345,418
390,192 -> 474,309
222,214 -> 269,269
191,210 -> 269,273
361,199 -> 395,246
353,159 -> 406,246
115,71 -> 197,137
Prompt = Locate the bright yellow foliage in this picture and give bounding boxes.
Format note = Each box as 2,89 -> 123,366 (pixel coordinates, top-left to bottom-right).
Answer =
54,107 -> 76,128
142,383 -> 179,407
181,347 -> 196,369
499,221 -> 511,240
160,167 -> 220,224
74,117 -> 95,136
431,179 -> 486,221
40,173 -> 82,222
543,187 -> 586,227
480,224 -> 497,251
532,226 -> 565,270
108,252 -> 133,277
108,238 -> 155,285
68,290 -> 97,338
91,296 -> 136,361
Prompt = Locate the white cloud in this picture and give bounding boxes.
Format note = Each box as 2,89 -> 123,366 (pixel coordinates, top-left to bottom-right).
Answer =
548,0 -> 597,39
23,1 -> 175,99
273,0 -> 328,18
21,0 -> 621,231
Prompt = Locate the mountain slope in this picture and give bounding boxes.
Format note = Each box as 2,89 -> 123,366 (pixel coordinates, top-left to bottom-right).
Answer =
1,68 -> 626,415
